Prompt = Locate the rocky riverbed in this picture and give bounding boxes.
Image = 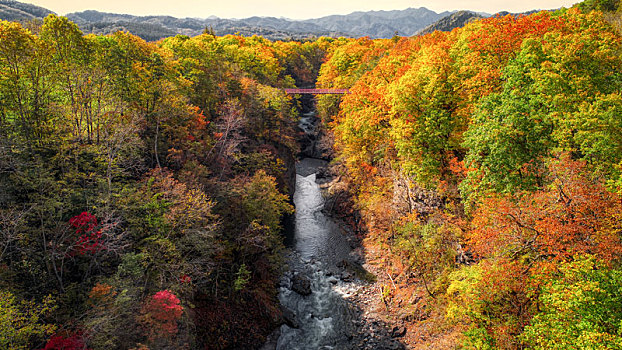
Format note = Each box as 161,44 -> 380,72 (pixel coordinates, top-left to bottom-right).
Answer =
262,158 -> 406,350
262,97 -> 408,349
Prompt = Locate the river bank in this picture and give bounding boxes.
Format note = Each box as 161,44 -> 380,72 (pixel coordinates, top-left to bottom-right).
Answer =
316,161 -> 409,350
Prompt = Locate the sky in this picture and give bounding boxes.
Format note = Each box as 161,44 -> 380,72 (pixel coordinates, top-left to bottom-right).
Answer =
25,0 -> 580,19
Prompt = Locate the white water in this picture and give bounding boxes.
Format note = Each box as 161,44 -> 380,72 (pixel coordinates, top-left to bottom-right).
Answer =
276,168 -> 356,350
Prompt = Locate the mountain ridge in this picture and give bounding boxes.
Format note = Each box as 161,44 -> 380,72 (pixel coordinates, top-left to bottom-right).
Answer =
63,7 -> 450,40
417,10 -> 484,35
0,1 -> 567,41
0,1 -> 451,40
0,0 -> 54,21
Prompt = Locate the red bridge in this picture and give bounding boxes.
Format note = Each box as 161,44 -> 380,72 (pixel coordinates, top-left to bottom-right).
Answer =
284,88 -> 350,94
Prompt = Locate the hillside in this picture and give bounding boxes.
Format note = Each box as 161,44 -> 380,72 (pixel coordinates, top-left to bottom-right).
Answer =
0,0 -> 53,21
0,1 -> 449,40
2,1 -> 621,350
301,7 -> 451,37
65,11 -> 342,41
315,2 -> 622,348
65,7 -> 449,41
416,10 -> 483,35
0,16 -> 322,349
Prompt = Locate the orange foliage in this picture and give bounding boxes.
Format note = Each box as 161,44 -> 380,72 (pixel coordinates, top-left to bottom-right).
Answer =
470,155 -> 622,263
88,283 -> 116,305
456,11 -> 575,103
468,12 -> 569,58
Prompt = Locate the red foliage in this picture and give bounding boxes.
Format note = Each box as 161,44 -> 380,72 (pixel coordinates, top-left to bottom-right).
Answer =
140,290 -> 184,340
69,212 -> 97,234
360,162 -> 378,176
68,212 -> 104,255
43,332 -> 89,350
180,274 -> 191,283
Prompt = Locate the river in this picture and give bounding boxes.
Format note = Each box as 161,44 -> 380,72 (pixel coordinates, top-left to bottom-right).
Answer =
275,157 -> 358,350
262,107 -> 405,350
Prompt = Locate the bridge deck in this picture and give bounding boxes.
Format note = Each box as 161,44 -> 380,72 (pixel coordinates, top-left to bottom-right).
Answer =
284,88 -> 350,95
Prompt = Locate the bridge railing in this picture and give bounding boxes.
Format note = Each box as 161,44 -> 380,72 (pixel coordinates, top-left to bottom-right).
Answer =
283,88 -> 350,95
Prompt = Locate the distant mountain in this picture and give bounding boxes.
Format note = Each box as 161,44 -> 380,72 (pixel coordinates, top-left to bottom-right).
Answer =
0,0 -> 54,21
415,9 -> 552,36
0,1 -> 501,41
0,1 -> 453,41
301,8 -> 451,37
494,10 -> 541,17
417,10 -> 483,35
64,11 -> 343,41
65,7 -> 449,41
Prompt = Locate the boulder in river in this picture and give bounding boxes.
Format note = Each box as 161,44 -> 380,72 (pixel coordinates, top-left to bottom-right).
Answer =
340,270 -> 354,282
291,273 -> 312,296
281,307 -> 299,329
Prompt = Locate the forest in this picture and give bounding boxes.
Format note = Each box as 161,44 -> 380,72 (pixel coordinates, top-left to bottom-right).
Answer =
1,0 -> 622,348
315,0 -> 622,348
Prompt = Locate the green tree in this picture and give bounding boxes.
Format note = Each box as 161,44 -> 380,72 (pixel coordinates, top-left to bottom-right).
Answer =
242,170 -> 293,235
0,290 -> 56,350
522,256 -> 622,349
577,0 -> 620,12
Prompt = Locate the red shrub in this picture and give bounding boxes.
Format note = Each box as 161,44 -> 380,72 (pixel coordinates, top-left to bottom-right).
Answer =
140,290 -> 184,340
43,332 -> 89,350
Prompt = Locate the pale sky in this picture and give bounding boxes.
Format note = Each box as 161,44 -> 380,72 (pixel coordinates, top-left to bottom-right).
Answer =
25,0 -> 580,19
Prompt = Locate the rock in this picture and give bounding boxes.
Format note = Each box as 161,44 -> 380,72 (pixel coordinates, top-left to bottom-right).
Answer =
336,259 -> 348,269
291,273 -> 312,296
278,276 -> 290,288
316,166 -> 332,181
281,307 -> 299,329
258,327 -> 281,350
352,254 -> 365,265
391,326 -> 407,338
387,341 -> 406,350
327,276 -> 339,285
341,271 -> 353,282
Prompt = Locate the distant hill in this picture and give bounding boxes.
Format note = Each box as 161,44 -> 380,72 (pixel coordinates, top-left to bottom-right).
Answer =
0,2 -> 566,42
415,9 -> 551,36
65,10 -> 343,41
65,7 -> 450,41
0,0 -> 53,21
0,1 -> 452,41
1,1 -> 548,41
301,8 -> 451,37
417,10 -> 483,35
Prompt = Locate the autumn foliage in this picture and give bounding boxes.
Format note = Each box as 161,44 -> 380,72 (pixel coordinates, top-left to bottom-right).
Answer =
316,4 -> 622,349
470,156 -> 622,262
69,212 -> 104,255
0,12 -> 314,350
43,332 -> 89,350
2,1 -> 622,349
139,290 -> 184,341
